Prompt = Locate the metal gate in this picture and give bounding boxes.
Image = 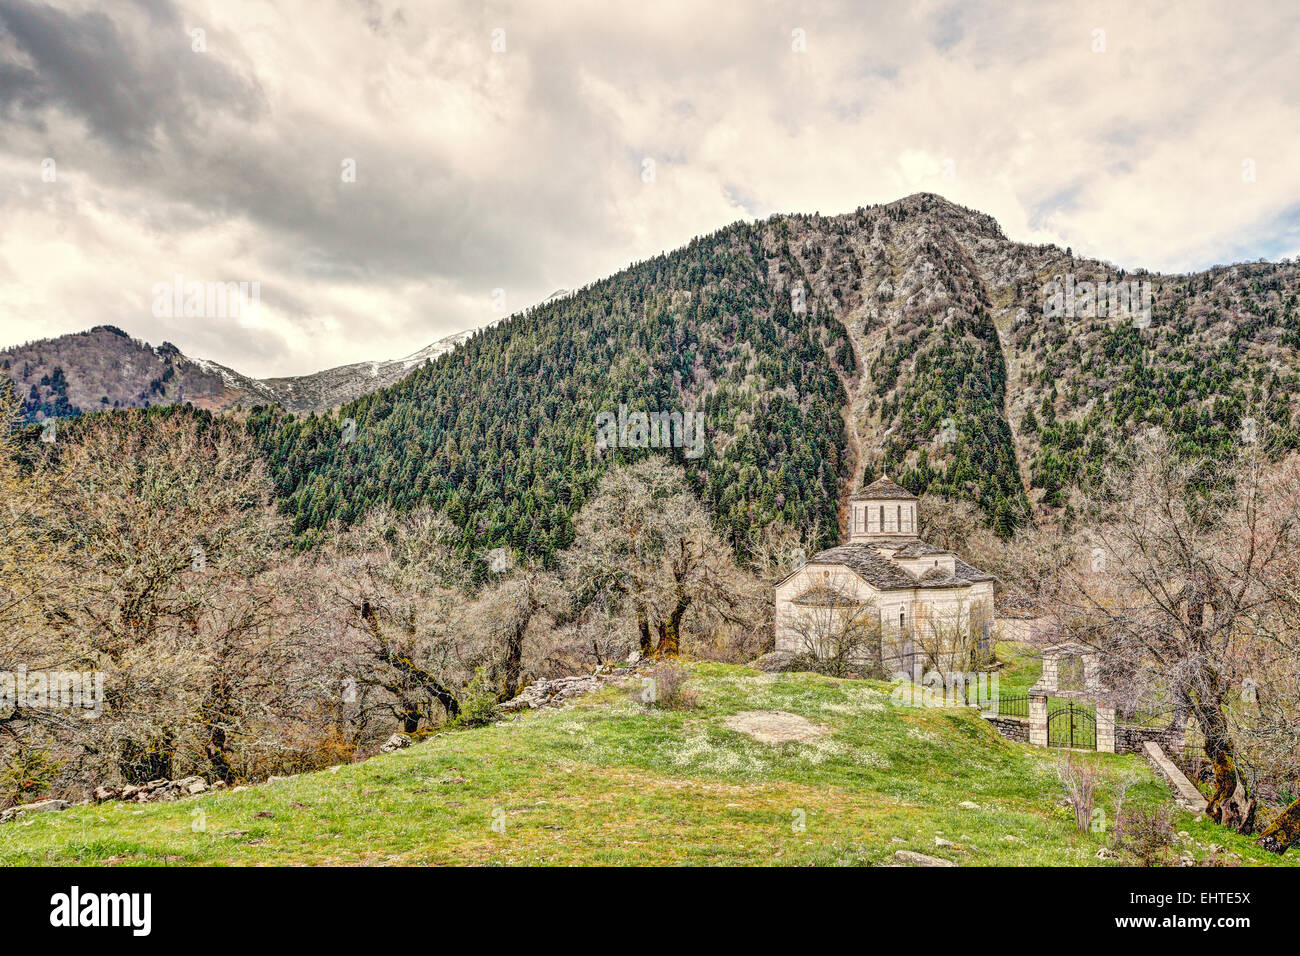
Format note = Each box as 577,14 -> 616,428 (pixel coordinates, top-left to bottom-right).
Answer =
1047,702 -> 1096,750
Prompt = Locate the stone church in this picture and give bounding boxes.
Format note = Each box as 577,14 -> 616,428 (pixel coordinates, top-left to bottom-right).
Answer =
774,476 -> 995,673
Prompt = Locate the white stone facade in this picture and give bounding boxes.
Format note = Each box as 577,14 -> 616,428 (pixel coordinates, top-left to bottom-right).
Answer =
773,477 -> 995,674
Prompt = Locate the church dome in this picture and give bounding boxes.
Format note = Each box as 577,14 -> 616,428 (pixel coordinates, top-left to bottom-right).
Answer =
850,475 -> 918,501
848,475 -> 918,539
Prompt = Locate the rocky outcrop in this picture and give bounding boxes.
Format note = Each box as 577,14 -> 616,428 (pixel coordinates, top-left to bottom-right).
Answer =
894,849 -> 957,867
0,798 -> 69,823
749,651 -> 797,672
498,665 -> 641,713
498,674 -> 612,712
380,733 -> 412,753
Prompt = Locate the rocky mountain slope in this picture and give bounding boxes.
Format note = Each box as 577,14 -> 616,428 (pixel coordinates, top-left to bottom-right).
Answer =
9,195 -> 1297,553
1,325 -> 477,418
249,193 -> 1300,558
774,194 -> 1300,528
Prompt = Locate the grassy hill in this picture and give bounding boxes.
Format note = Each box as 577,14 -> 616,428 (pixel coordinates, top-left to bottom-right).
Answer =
1,662 -> 1290,867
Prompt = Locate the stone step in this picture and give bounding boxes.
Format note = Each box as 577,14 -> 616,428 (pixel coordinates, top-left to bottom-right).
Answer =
1142,741 -> 1208,813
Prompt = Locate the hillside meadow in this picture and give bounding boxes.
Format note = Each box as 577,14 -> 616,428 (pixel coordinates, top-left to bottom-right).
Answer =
1,662 -> 1289,867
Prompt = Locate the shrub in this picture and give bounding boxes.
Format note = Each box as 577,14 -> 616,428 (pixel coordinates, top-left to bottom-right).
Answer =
0,748 -> 62,807
450,669 -> 501,729
1113,804 -> 1175,866
1056,753 -> 1100,833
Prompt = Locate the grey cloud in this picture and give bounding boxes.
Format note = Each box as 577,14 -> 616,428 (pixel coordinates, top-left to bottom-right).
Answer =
0,0 -> 264,150
0,0 -> 1298,378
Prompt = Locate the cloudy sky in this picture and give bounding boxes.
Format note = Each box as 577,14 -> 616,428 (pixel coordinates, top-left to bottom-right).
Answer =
1,0 -> 1298,377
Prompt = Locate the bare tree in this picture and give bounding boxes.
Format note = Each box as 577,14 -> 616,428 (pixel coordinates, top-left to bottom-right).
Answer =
4,410 -> 300,789
1043,429 -> 1300,848
741,519 -> 817,656
467,563 -> 556,700
311,505 -> 472,735
564,458 -> 749,658
908,599 -> 994,677
780,572 -> 882,677
916,493 -> 983,553
0,386 -> 70,753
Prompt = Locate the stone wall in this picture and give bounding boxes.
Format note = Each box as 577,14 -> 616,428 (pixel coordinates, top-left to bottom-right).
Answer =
1116,723 -> 1185,755
984,714 -> 1029,743
983,713 -> 1186,754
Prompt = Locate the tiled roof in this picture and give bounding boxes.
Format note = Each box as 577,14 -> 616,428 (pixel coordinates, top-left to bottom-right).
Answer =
804,544 -> 916,589
953,557 -> 996,583
886,539 -> 948,558
803,540 -> 995,590
850,476 -> 918,501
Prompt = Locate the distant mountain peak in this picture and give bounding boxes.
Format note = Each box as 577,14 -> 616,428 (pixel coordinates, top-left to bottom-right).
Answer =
1,325 -> 478,420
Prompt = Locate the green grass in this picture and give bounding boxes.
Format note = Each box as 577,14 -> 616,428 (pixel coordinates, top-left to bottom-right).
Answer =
0,662 -> 1292,866
994,639 -> 1042,694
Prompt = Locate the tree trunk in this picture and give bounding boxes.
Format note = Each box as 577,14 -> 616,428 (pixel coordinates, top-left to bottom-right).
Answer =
654,596 -> 688,657
401,705 -> 421,735
502,622 -> 524,700
1257,796 -> 1300,854
204,737 -> 233,783
201,678 -> 237,783
203,718 -> 235,784
361,599 -> 460,720
1197,705 -> 1255,832
637,610 -> 653,656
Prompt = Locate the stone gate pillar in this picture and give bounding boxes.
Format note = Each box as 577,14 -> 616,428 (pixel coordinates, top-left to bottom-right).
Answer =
1084,654 -> 1102,692
1028,689 -> 1048,747
1096,702 -> 1116,753
1040,656 -> 1059,692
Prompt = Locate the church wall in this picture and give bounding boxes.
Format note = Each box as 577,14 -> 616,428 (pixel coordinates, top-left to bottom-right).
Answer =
878,581 -> 995,676
776,567 -> 995,674
891,553 -> 957,575
774,563 -> 880,657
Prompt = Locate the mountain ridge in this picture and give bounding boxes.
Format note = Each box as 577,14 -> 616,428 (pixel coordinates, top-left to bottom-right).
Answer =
7,193 -> 1297,556
0,324 -> 480,418
244,192 -> 1299,556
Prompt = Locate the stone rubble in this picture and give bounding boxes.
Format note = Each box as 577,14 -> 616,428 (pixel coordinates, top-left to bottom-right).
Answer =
1,776 -> 223,824
98,775 -> 216,804
498,667 -> 634,713
894,849 -> 957,867
0,798 -> 68,823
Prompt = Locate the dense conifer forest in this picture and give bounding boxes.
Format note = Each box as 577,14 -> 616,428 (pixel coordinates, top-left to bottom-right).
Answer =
12,197 -> 1300,567
245,219 -> 858,567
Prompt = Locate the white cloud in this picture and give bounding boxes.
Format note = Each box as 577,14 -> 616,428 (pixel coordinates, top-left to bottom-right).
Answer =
1,0 -> 1298,375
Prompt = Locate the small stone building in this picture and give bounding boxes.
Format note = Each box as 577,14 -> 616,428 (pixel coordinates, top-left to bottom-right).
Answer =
774,477 -> 996,673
